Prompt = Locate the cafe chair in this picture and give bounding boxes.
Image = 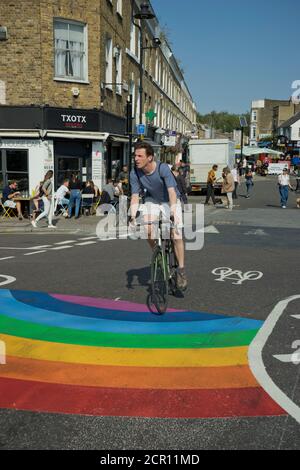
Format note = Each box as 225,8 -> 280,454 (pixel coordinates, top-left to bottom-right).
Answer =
54,196 -> 69,217
81,194 -> 94,216
0,195 -> 16,219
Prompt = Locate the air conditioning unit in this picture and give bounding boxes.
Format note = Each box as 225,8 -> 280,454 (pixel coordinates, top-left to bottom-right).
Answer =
0,27 -> 8,41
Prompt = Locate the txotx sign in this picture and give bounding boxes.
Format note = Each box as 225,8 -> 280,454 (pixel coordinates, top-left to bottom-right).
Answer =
45,107 -> 99,132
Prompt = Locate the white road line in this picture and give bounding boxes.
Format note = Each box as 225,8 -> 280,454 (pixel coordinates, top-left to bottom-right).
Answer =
24,251 -> 47,256
0,256 -> 15,261
78,237 -> 98,241
54,240 -> 77,245
248,295 -> 300,424
28,245 -> 52,249
51,246 -> 73,250
0,275 -> 16,286
75,242 -> 97,246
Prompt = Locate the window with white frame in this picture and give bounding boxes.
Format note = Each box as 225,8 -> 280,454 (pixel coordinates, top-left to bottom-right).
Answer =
105,37 -> 113,88
130,22 -> 136,56
116,0 -> 122,16
115,47 -> 122,95
54,19 -> 87,81
251,125 -> 257,140
252,110 -> 257,122
129,78 -> 136,122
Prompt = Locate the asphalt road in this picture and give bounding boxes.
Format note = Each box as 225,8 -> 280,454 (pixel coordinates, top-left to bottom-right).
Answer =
0,220 -> 299,450
0,178 -> 300,450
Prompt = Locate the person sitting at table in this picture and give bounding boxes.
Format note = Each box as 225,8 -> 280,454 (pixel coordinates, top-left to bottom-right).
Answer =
82,180 -> 94,216
55,179 -> 70,217
2,181 -> 23,220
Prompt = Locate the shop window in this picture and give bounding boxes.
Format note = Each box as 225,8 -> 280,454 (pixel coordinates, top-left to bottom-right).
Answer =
6,150 -> 28,191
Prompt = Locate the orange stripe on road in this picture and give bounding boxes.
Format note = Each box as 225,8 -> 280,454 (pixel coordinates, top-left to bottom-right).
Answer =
1,356 -> 260,390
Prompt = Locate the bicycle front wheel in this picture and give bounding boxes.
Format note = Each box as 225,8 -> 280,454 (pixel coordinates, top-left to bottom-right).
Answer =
151,246 -> 169,314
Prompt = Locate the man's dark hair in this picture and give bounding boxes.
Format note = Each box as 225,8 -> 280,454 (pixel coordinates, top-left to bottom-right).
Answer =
213,165 -> 218,170
135,142 -> 154,157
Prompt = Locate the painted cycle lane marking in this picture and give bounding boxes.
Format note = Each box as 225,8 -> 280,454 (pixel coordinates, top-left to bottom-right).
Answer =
249,295 -> 300,424
0,289 -> 285,419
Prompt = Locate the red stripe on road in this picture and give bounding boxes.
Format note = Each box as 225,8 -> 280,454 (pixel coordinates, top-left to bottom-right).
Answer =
0,377 -> 286,419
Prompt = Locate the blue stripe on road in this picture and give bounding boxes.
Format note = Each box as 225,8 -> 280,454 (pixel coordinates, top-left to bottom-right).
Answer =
0,290 -> 263,335
10,290 -> 231,323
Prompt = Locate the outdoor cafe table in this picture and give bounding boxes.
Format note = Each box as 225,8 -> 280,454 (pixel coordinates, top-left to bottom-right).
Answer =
13,196 -> 34,218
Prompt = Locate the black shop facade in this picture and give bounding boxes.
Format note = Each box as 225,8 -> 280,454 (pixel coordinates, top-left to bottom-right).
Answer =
0,105 -> 128,193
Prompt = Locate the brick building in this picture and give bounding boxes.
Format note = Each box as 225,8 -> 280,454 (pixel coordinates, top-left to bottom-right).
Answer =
0,0 -> 197,193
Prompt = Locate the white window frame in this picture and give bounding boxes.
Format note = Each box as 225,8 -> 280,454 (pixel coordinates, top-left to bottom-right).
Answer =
115,48 -> 122,96
105,37 -> 113,90
116,0 -> 123,16
54,19 -> 88,83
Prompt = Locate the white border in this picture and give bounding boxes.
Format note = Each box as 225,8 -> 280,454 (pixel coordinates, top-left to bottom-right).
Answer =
248,295 -> 300,424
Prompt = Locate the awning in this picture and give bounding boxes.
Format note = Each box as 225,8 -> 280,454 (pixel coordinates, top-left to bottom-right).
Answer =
45,131 -> 109,141
109,135 -> 129,143
0,129 -> 41,138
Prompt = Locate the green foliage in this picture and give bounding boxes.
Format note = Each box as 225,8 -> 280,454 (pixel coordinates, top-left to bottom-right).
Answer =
197,111 -> 250,136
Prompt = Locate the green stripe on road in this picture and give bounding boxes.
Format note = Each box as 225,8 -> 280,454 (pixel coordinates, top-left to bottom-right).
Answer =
0,315 -> 258,349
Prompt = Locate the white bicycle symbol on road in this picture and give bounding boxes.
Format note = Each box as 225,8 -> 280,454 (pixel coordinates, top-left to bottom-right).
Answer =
212,267 -> 263,285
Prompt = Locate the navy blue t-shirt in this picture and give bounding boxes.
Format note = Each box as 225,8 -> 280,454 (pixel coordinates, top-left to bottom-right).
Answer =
2,186 -> 14,202
130,162 -> 180,203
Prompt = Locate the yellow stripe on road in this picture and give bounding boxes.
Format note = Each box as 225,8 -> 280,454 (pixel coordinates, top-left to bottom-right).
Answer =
1,334 -> 249,368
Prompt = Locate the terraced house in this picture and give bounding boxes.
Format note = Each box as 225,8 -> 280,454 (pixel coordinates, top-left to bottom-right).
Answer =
0,0 -> 197,193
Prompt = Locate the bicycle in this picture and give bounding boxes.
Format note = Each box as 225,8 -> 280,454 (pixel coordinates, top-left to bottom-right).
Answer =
135,218 -> 179,315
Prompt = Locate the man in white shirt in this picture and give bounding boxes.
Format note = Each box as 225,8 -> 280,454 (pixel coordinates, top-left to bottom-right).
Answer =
55,179 -> 70,215
278,168 -> 293,209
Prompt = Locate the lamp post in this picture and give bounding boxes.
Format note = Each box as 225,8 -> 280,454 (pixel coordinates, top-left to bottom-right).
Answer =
239,116 -> 248,161
133,2 -> 156,133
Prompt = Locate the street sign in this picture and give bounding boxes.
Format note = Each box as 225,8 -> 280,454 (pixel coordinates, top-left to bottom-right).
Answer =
137,124 -> 146,135
239,116 -> 248,128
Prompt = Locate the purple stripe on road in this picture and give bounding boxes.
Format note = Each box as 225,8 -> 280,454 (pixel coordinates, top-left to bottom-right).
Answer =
51,294 -> 185,313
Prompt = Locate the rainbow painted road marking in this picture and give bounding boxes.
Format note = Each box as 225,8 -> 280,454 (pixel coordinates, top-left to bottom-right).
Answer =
0,290 -> 285,419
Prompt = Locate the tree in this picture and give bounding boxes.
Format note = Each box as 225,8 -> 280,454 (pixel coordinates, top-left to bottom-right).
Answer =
197,111 -> 250,136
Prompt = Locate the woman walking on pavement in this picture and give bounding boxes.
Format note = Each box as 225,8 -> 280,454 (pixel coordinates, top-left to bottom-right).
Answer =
245,167 -> 254,198
31,170 -> 56,228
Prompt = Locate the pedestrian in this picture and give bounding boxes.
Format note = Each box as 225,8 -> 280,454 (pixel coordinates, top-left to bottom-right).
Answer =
119,165 -> 129,195
278,168 -> 294,209
221,167 -> 235,210
245,167 -> 254,198
231,165 -> 240,199
171,166 -> 188,204
68,173 -> 82,219
31,170 -> 55,228
205,165 -> 218,206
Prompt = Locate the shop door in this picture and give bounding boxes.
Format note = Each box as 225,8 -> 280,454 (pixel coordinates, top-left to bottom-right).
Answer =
56,157 -> 82,187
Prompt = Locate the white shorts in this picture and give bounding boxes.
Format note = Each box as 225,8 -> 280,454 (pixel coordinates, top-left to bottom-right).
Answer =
4,200 -> 16,209
140,198 -> 183,240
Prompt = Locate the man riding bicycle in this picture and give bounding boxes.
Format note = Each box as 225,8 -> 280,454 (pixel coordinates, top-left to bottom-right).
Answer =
129,142 -> 187,291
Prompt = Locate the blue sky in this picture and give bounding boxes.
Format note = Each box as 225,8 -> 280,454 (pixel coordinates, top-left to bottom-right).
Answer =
151,0 -> 300,115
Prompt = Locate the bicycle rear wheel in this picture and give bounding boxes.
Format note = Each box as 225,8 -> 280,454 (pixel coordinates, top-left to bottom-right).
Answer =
151,246 -> 168,314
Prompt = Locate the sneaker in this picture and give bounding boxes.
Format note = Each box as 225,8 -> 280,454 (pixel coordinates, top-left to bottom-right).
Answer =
282,206 -> 286,209
176,268 -> 188,291
48,224 -> 56,228
31,221 -> 37,228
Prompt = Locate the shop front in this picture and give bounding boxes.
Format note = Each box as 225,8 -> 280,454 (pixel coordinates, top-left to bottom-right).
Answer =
0,105 -> 129,191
